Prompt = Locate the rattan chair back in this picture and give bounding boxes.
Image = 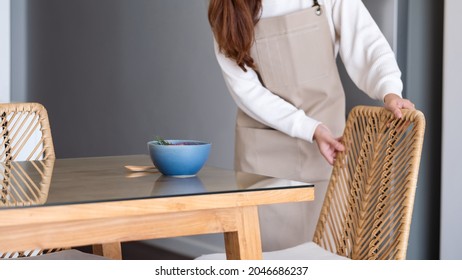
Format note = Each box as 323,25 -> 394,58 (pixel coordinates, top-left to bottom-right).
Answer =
0,102 -> 60,258
0,103 -> 55,161
313,106 -> 425,260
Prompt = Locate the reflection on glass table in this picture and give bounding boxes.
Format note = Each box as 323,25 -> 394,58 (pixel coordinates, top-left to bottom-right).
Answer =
0,159 -> 54,207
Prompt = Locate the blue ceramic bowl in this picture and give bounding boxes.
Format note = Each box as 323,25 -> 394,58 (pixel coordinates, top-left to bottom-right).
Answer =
147,140 -> 211,177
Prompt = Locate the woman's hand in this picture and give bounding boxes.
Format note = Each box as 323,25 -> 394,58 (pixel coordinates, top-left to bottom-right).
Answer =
313,124 -> 345,165
384,94 -> 415,118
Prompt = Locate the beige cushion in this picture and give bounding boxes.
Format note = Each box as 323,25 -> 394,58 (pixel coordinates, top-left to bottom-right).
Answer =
18,249 -> 108,260
196,241 -> 349,260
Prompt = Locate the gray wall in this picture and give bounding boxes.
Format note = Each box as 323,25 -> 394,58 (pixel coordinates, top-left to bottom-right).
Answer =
11,0 -> 444,259
405,0 -> 443,260
441,0 -> 462,260
11,0 -> 27,102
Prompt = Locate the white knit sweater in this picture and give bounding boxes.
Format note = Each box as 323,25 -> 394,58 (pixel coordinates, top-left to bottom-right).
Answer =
213,0 -> 403,143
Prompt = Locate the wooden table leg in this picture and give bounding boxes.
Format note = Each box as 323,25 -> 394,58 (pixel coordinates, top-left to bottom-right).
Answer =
92,242 -> 122,259
224,206 -> 262,260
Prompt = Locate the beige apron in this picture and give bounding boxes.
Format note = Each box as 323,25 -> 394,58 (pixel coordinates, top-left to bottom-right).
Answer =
235,4 -> 346,183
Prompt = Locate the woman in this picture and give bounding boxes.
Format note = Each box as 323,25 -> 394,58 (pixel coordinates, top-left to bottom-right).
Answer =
208,0 -> 415,250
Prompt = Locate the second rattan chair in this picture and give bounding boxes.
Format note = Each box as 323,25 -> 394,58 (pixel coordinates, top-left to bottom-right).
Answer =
196,106 -> 426,260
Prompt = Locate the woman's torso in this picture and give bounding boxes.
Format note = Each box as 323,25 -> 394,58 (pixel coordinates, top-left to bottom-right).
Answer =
235,2 -> 345,182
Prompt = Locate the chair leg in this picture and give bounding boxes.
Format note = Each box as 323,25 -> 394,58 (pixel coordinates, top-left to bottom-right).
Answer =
92,242 -> 122,259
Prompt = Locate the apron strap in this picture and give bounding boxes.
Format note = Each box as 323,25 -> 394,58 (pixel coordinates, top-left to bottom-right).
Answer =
312,0 -> 322,16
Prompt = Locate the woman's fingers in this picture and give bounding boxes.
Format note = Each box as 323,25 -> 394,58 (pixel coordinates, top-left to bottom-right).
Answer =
314,124 -> 345,166
332,138 -> 345,152
320,137 -> 344,165
393,107 -> 403,119
384,94 -> 416,119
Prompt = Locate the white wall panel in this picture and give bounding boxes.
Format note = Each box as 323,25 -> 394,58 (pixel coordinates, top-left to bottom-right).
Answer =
0,0 -> 10,102
441,0 -> 462,260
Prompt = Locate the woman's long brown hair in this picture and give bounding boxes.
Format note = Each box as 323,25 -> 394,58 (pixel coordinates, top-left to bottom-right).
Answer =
208,0 -> 262,72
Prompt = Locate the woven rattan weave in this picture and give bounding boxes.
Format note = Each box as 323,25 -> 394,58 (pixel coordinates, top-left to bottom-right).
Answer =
313,106 -> 425,260
0,102 -> 61,258
0,103 -> 55,161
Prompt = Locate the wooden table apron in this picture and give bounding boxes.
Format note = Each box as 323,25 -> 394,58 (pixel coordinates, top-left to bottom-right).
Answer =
0,185 -> 314,260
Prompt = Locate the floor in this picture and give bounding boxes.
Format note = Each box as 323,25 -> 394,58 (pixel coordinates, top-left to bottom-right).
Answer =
77,241 -> 192,260
122,241 -> 192,260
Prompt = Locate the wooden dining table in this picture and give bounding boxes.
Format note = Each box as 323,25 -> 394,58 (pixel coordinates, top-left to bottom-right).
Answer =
0,154 -> 314,260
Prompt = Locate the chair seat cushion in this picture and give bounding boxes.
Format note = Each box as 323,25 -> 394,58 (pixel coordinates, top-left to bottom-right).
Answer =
196,242 -> 349,260
19,249 -> 108,260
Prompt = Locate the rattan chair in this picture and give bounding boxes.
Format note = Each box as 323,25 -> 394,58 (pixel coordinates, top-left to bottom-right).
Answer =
0,102 -> 106,260
197,106 -> 425,260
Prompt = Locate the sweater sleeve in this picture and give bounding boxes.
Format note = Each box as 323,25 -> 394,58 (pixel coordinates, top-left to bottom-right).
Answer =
213,39 -> 321,143
331,0 -> 403,101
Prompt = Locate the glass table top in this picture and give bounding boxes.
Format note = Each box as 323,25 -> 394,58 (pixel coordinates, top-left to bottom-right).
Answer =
0,155 -> 313,208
